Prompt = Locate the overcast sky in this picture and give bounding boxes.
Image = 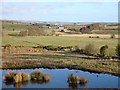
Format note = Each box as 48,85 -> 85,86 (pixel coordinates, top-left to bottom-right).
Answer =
1,1 -> 118,22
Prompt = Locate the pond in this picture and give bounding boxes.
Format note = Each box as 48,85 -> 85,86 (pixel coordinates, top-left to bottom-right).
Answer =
1,68 -> 120,88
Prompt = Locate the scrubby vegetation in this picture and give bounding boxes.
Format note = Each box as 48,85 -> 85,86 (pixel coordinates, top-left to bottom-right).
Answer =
67,74 -> 88,89
3,71 -> 50,88
116,44 -> 120,57
3,72 -> 29,83
79,77 -> 87,86
110,34 -> 116,38
30,71 -> 50,82
84,44 -> 96,55
99,45 -> 108,57
68,74 -> 78,84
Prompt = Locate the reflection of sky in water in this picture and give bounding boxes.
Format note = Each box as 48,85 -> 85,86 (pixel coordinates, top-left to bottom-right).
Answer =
2,68 -> 119,88
0,70 -> 2,89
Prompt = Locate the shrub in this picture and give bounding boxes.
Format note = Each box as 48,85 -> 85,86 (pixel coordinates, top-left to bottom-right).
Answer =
51,30 -> 55,36
84,44 -> 96,55
13,72 -> 29,83
4,44 -> 11,47
3,72 -> 29,83
30,71 -> 50,81
79,77 -> 87,86
80,27 -> 92,34
110,34 -> 115,38
22,73 -> 29,82
13,73 -> 23,83
56,34 -> 60,36
30,71 -> 43,80
67,74 -> 78,84
74,46 -> 80,52
3,72 -> 16,82
99,45 -> 108,57
116,44 -> 120,57
37,74 -> 43,81
43,74 -> 50,81
89,36 -> 92,38
96,36 -> 99,38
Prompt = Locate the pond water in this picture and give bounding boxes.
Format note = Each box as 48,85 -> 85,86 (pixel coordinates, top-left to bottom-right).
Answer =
1,68 -> 120,88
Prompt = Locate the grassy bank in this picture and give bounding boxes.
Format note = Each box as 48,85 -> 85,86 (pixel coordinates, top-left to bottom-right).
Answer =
2,53 -> 119,77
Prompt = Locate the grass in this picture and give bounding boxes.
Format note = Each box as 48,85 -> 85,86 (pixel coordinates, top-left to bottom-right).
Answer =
92,30 -> 118,34
2,21 -> 118,56
2,53 -> 119,76
2,21 -> 31,31
2,35 -> 118,55
18,54 -> 69,59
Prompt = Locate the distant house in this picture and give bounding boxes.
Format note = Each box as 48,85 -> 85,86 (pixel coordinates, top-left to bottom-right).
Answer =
58,26 -> 64,30
42,26 -> 50,28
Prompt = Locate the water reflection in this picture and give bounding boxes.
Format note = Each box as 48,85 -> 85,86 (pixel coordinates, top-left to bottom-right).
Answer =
13,81 -> 29,88
4,82 -> 13,88
79,82 -> 86,86
4,80 -> 49,88
4,81 -> 29,88
30,80 -> 49,84
22,81 -> 29,86
2,68 -> 119,88
68,80 -> 87,89
68,83 -> 78,89
14,83 -> 22,88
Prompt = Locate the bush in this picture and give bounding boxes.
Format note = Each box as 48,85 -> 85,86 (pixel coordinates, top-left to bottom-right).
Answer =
30,71 -> 43,80
79,77 -> 87,86
110,34 -> 115,38
116,44 -> 120,57
84,44 -> 96,55
99,45 -> 108,57
22,73 -> 29,82
74,46 -> 80,52
89,36 -> 92,38
43,74 -> 50,81
67,74 -> 78,84
13,72 -> 29,83
3,72 -> 16,82
30,71 -> 50,81
3,72 -> 29,83
56,34 -> 60,36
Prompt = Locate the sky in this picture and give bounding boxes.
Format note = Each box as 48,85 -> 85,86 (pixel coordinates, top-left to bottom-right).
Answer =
1,1 -> 119,22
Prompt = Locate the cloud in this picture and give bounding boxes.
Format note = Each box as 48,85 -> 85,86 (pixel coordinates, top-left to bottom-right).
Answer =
2,2 -> 49,16
1,2 -> 118,22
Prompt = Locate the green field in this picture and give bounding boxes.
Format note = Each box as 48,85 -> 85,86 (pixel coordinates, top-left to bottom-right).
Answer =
92,30 -> 118,34
2,35 -> 118,56
2,21 -> 30,31
2,21 -> 119,56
